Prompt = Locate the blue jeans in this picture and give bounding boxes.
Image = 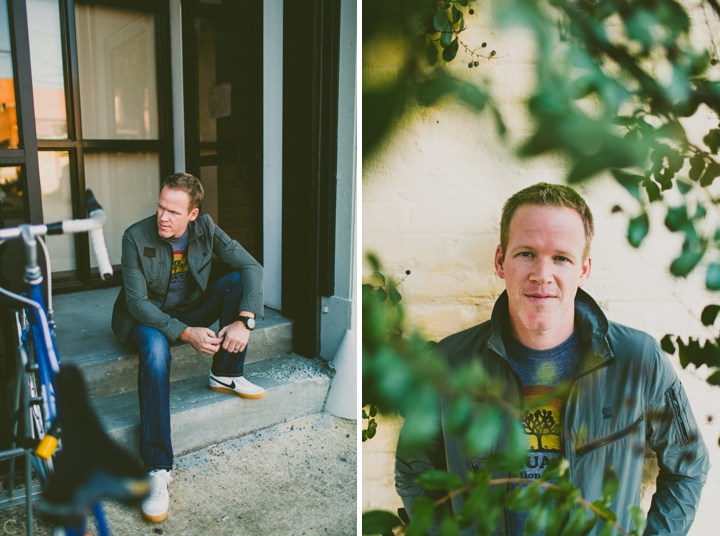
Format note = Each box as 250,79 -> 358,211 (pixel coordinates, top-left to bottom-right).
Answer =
130,272 -> 248,471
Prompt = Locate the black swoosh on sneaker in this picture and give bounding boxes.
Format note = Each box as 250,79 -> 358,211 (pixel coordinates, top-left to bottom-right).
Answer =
213,377 -> 236,390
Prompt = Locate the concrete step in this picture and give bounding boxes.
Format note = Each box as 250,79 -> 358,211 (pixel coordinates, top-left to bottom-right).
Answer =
91,353 -> 332,459
51,288 -> 293,399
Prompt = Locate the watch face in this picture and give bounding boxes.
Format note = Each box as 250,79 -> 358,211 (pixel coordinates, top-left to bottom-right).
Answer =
246,317 -> 256,329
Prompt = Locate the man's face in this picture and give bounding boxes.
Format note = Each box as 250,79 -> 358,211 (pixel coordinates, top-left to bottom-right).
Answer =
156,186 -> 199,239
494,204 -> 591,348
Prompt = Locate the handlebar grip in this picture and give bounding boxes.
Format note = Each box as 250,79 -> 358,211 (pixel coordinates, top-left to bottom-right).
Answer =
85,188 -> 102,215
84,189 -> 113,280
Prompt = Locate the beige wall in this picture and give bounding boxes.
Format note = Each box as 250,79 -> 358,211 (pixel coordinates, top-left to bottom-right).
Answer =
362,1 -> 720,532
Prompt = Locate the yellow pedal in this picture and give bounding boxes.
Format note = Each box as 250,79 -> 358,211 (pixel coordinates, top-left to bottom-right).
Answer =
35,434 -> 58,460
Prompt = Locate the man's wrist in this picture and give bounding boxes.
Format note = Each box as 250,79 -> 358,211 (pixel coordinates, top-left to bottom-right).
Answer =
238,313 -> 256,330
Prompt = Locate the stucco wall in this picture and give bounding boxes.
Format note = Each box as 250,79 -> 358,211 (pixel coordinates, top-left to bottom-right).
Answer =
362,1 -> 720,532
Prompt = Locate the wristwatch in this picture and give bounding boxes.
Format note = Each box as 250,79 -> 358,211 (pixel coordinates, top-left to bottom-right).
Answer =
238,315 -> 256,330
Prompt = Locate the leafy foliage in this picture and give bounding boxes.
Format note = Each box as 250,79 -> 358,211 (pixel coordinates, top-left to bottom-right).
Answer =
364,0 -> 720,426
362,255 -> 651,536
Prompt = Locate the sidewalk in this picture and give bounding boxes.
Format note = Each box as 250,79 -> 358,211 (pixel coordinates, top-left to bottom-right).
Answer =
0,412 -> 357,535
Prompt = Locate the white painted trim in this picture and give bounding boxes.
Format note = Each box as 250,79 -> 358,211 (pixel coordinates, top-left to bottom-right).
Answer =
169,0 -> 185,172
263,0 -> 283,310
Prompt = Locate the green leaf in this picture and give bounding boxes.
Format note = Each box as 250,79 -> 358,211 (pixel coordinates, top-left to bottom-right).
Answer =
439,509 -> 460,536
628,505 -> 647,535
370,405 -> 378,417
440,28 -> 453,48
598,521 -> 614,536
601,466 -> 619,503
642,179 -> 661,202
458,0 -> 468,6
703,129 -> 720,154
457,81 -> 488,111
416,470 -> 464,491
707,370 -> 720,385
407,497 -> 435,536
442,38 -> 458,61
707,265 -> 720,291
627,213 -> 649,247
452,5 -> 462,24
389,286 -> 402,305
361,510 -> 402,535
372,271 -> 386,286
660,334 -> 677,354
689,154 -> 705,182
700,162 -> 720,187
367,253 -> 381,272
507,483 -> 540,512
433,10 -> 449,32
702,305 -> 720,327
427,42 -> 438,66
558,508 -> 587,536
376,288 -> 387,302
464,404 -> 502,455
362,409 -> 368,419
664,205 -> 690,232
670,244 -> 706,277
611,169 -> 643,201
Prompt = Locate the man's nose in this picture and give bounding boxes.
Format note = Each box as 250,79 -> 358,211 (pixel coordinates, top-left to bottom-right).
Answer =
529,258 -> 553,284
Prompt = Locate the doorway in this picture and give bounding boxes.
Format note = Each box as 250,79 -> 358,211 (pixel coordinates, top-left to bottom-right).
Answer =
182,0 -> 263,262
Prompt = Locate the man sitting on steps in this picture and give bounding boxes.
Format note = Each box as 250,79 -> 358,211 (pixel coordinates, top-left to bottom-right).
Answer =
111,172 -> 265,522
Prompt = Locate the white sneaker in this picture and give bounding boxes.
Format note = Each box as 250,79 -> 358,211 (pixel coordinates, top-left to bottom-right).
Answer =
209,373 -> 267,399
142,469 -> 172,522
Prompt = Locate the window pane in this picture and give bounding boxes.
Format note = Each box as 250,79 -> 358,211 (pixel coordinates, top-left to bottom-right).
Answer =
83,152 -> 158,266
196,18 -> 217,143
27,0 -> 68,139
75,5 -> 158,139
0,0 -> 19,149
38,151 -> 74,271
0,165 -> 26,287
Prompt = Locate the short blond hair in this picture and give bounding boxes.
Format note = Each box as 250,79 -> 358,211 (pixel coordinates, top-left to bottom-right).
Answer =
500,183 -> 594,260
162,173 -> 204,211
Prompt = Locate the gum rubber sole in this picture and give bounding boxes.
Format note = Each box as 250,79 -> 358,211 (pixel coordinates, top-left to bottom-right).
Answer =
209,385 -> 267,399
142,510 -> 168,523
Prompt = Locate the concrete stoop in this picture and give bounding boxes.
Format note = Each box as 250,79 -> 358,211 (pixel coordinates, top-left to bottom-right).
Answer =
49,288 -> 330,461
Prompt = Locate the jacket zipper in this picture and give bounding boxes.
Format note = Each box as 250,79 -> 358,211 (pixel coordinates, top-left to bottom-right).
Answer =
667,387 -> 690,445
575,416 -> 643,456
560,357 -> 615,458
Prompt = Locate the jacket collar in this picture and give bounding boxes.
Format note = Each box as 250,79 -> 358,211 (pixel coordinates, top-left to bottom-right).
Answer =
487,288 -> 614,377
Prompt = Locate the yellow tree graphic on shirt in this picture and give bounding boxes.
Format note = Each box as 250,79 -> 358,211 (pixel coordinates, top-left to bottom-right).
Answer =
523,409 -> 561,451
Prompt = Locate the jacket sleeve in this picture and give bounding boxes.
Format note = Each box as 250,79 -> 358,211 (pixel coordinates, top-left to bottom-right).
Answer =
121,232 -> 188,342
643,343 -> 710,536
211,221 -> 264,318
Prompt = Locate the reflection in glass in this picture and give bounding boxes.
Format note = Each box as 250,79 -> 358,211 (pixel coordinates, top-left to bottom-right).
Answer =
0,165 -> 24,224
75,4 -> 158,139
196,18 -> 217,143
39,152 -> 74,271
27,0 -> 68,139
0,0 -> 19,149
84,152 -> 159,266
0,166 -> 26,288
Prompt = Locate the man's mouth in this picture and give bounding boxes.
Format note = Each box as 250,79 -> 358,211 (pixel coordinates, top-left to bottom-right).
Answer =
525,293 -> 555,301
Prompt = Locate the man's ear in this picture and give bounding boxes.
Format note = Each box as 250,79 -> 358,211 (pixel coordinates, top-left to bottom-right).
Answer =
579,255 -> 592,287
494,245 -> 506,279
189,207 -> 200,221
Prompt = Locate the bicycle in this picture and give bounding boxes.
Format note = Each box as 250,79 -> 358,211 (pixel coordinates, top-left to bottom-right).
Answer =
0,189 -> 150,536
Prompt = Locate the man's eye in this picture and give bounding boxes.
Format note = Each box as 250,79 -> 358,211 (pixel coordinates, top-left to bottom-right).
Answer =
555,256 -> 569,262
519,252 -> 533,258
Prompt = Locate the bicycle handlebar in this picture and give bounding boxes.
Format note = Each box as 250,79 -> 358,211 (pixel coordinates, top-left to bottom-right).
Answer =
0,189 -> 114,280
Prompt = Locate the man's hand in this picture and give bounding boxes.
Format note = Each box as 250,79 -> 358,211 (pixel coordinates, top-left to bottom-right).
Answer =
179,327 -> 223,355
219,321 -> 251,353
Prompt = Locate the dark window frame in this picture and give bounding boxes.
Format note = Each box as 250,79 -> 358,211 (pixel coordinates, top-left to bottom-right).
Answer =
25,0 -> 174,291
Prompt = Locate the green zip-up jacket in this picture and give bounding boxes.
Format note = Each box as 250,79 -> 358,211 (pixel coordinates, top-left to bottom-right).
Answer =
111,213 -> 264,345
395,289 -> 709,536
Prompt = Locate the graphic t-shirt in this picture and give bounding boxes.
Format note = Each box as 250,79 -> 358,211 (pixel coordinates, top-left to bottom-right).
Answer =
161,229 -> 194,311
503,330 -> 580,536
